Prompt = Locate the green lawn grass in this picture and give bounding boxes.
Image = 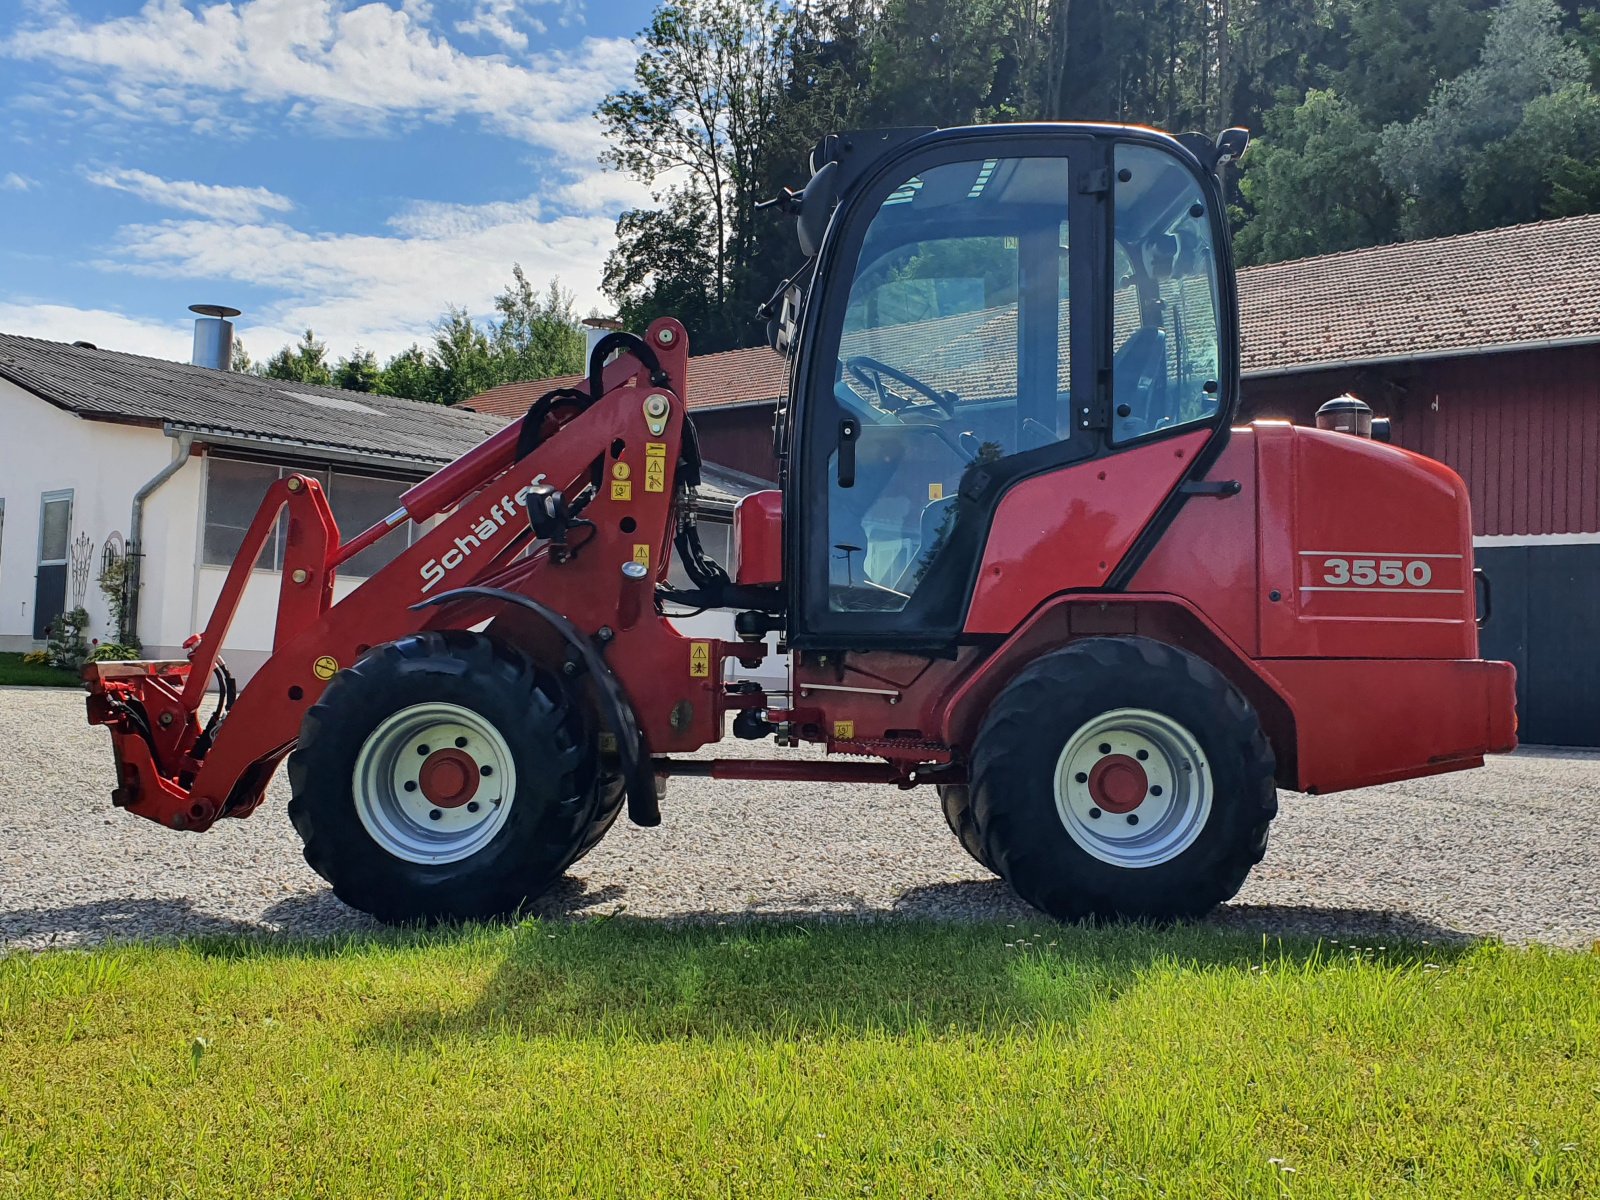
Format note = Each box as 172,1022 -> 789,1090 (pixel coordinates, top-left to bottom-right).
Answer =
2,920 -> 1596,1198
0,652 -> 79,688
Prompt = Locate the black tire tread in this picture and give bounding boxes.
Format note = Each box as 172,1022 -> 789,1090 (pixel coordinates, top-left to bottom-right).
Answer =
937,784 -> 996,874
287,631 -> 607,923
969,636 -> 1277,922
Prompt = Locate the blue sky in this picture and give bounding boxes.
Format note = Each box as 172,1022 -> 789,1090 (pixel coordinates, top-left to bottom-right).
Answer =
0,0 -> 661,363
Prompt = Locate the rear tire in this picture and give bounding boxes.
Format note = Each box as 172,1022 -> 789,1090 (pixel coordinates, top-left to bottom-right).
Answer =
969,636 -> 1277,922
938,784 -> 996,874
287,631 -> 604,923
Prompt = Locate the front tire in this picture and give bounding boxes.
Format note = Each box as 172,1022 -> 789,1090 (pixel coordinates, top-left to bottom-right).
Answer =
287,631 -> 602,923
969,637 -> 1277,922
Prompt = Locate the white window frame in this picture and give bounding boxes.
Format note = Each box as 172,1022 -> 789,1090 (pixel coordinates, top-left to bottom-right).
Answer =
37,489 -> 73,569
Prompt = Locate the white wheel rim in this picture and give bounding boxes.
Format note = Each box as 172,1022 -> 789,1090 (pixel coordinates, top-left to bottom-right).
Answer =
352,702 -> 516,865
1053,707 -> 1212,868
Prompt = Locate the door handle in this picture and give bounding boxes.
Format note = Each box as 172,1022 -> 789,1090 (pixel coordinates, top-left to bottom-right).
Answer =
836,417 -> 860,488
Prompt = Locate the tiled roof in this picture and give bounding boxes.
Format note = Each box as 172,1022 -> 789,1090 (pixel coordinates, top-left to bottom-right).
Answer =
466,212 -> 1600,413
1237,212 -> 1600,374
465,344 -> 786,419
0,332 -> 506,468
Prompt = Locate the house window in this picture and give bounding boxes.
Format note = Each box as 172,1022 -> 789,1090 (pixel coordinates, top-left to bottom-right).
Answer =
202,457 -> 419,579
324,471 -> 410,578
202,459 -> 288,570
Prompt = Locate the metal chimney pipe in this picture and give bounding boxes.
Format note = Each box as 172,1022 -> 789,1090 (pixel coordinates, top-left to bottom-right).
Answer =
189,304 -> 241,370
581,316 -> 623,363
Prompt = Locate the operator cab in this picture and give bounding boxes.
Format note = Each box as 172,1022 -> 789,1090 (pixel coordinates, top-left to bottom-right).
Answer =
768,124 -> 1241,647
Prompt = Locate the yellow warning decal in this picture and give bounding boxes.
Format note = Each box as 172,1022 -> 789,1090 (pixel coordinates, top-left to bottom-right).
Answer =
312,655 -> 339,681
632,543 -> 651,567
644,455 -> 666,493
928,482 -> 944,501
612,461 -> 631,480
833,720 -> 855,740
689,641 -> 711,678
610,479 -> 633,502
645,441 -> 667,457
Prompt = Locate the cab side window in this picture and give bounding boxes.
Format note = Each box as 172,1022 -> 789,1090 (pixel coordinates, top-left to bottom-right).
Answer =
1110,144 -> 1222,443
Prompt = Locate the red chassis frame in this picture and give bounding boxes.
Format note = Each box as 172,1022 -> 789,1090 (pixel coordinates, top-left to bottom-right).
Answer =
86,317 -> 1517,837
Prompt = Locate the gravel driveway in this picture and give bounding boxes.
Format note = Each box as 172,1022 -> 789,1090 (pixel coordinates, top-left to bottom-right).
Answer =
2,685 -> 1596,950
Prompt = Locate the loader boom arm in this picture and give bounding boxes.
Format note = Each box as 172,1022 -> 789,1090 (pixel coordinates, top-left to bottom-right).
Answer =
85,319 -> 734,831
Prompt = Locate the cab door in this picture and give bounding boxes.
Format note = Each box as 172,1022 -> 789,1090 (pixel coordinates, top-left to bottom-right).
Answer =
787,130 -> 1234,650
788,133 -> 1099,648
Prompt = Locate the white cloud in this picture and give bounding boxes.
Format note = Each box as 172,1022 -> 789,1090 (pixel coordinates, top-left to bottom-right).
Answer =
1,172 -> 36,191
97,192 -> 618,359
454,0 -> 544,52
0,302 -> 189,360
386,193 -> 544,238
86,167 -> 295,221
5,0 -> 635,158
554,166 -> 654,215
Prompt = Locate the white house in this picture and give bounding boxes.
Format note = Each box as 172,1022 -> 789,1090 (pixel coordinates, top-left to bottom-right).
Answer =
0,331 -> 762,679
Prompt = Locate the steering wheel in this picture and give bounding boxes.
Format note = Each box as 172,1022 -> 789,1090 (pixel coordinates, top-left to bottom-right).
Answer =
845,355 -> 956,419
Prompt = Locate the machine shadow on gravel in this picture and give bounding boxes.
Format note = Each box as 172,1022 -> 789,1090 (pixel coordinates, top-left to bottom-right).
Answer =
357,912 -> 1480,1048
0,896 -> 273,948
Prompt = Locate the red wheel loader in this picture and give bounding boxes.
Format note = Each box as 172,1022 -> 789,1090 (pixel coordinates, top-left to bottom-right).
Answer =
84,124 -> 1517,923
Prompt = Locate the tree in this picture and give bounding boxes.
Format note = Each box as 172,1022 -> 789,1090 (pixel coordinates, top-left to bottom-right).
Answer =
264,329 -> 333,386
492,266 -> 585,382
1338,0 -> 1493,127
428,307 -> 499,407
1233,88 -> 1398,264
258,265 -> 586,405
378,345 -> 436,402
861,0 -> 1011,126
602,191 -> 722,340
230,337 -> 255,374
333,347 -> 382,393
1380,0 -> 1595,237
598,0 -> 792,351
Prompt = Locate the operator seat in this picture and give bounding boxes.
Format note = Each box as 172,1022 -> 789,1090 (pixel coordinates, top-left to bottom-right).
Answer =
1112,325 -> 1169,433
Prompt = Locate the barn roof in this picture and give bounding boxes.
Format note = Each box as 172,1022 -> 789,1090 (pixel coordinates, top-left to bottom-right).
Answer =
0,332 -> 506,470
1238,211 -> 1600,376
464,211 -> 1600,416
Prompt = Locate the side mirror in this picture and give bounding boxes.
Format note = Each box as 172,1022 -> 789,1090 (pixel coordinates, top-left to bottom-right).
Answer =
796,160 -> 840,257
1214,127 -> 1250,167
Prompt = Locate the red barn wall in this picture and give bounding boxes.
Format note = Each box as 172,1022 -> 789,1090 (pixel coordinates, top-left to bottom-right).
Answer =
1242,344 -> 1600,537
692,403 -> 781,482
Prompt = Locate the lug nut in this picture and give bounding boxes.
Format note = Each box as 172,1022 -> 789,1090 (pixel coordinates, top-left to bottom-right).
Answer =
403,781 -> 417,792
1074,771 -> 1088,783
1151,785 -> 1163,797
467,801 -> 480,813
429,809 -> 442,821
1127,814 -> 1139,826
1136,749 -> 1149,761
1089,807 -> 1102,819
1098,743 -> 1111,754
417,744 -> 429,755
454,736 -> 468,748
480,764 -> 493,777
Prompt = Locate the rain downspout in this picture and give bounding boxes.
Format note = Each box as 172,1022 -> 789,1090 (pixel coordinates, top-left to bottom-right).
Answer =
127,430 -> 195,646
